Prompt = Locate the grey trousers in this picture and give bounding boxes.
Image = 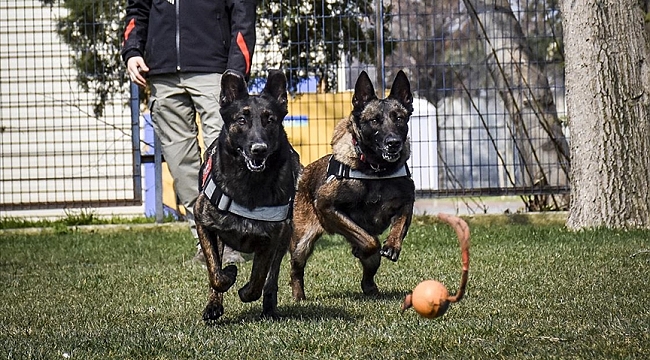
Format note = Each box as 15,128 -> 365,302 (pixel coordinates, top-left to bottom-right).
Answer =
149,72 -> 223,239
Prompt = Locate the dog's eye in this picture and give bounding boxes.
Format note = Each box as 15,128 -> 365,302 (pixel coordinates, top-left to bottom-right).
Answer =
371,118 -> 381,125
237,117 -> 247,126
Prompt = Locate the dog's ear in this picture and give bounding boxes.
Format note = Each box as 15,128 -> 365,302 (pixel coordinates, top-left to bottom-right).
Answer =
352,71 -> 378,109
220,69 -> 249,107
262,69 -> 288,109
388,70 -> 413,110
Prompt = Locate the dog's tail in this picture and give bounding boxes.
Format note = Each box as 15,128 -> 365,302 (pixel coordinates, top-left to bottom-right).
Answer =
437,213 -> 470,303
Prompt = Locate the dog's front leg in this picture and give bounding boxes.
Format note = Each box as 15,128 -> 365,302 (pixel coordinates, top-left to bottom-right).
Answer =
357,251 -> 381,296
289,197 -> 325,302
261,226 -> 291,319
203,289 -> 224,322
316,185 -> 379,257
317,192 -> 383,296
379,203 -> 413,262
198,226 -> 238,292
323,209 -> 380,256
197,224 -> 238,321
238,245 -> 273,304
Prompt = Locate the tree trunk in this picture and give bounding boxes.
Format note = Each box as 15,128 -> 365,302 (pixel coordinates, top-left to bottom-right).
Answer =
463,0 -> 571,210
563,0 -> 650,229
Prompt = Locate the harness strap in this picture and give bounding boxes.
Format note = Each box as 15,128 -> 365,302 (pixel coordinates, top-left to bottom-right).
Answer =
326,155 -> 411,182
201,156 -> 291,222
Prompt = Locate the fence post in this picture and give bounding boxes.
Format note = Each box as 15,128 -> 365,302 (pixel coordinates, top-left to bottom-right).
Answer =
374,0 -> 385,96
131,82 -> 164,223
130,82 -> 143,204
154,131 -> 164,223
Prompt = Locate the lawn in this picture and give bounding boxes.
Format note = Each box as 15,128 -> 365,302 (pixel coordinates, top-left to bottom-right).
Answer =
1,216 -> 648,359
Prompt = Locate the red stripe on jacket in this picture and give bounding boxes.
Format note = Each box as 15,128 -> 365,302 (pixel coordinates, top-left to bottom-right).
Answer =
124,18 -> 136,43
236,32 -> 251,75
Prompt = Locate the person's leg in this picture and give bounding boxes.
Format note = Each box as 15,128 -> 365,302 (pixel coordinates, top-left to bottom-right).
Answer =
182,72 -> 223,149
149,73 -> 202,245
181,72 -> 246,264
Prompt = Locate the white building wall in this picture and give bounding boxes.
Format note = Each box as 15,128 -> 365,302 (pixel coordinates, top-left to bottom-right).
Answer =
0,1 -> 138,215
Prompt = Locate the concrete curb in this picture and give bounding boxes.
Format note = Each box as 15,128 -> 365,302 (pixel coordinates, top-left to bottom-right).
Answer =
0,221 -> 188,236
1,211 -> 569,236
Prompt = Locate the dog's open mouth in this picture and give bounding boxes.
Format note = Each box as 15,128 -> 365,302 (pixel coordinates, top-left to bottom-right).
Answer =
381,149 -> 401,162
378,137 -> 403,163
382,152 -> 400,162
238,148 -> 267,172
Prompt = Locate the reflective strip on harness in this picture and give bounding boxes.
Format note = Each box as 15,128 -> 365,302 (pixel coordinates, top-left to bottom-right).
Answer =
326,156 -> 410,182
202,174 -> 291,222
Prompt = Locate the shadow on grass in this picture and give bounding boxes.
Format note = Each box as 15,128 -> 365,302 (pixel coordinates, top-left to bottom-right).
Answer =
205,303 -> 358,326
322,289 -> 405,303
203,290 -> 405,326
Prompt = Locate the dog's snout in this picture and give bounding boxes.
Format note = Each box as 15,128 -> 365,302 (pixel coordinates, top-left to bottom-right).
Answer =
251,142 -> 268,155
385,136 -> 402,151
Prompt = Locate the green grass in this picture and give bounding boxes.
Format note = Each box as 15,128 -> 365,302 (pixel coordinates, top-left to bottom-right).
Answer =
0,209 -> 177,231
1,216 -> 649,359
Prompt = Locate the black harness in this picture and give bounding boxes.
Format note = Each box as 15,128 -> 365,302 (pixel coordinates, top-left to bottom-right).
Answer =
200,154 -> 292,222
325,155 -> 411,182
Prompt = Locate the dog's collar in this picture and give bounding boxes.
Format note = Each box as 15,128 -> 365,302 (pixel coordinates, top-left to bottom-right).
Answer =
351,136 -> 392,172
200,156 -> 292,222
351,136 -> 367,163
326,155 -> 410,182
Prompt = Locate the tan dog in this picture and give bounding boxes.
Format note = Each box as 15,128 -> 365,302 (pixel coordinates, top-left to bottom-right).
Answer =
289,70 -> 415,300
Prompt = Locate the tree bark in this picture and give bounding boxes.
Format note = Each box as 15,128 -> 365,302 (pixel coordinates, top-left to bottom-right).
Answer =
464,0 -> 571,210
563,0 -> 650,229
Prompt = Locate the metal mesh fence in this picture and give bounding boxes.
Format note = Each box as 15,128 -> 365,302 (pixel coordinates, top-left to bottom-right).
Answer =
0,0 -> 568,215
253,0 -> 568,209
1,1 -> 138,212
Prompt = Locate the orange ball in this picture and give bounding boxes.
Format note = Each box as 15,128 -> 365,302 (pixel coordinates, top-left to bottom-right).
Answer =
408,280 -> 450,319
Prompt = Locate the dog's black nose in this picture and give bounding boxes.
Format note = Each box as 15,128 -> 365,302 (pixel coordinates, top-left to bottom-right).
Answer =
385,137 -> 402,151
251,143 -> 268,156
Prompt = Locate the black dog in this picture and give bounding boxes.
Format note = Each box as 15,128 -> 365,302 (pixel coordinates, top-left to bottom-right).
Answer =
194,69 -> 301,321
289,70 -> 415,300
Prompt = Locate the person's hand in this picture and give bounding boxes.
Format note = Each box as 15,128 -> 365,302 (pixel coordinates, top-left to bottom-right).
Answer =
127,56 -> 149,87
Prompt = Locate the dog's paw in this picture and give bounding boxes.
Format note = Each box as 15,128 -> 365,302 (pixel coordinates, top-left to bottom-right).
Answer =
260,310 -> 282,320
361,280 -> 380,296
223,264 -> 238,280
291,287 -> 306,302
212,264 -> 238,292
202,302 -> 224,322
380,246 -> 401,262
238,283 -> 263,303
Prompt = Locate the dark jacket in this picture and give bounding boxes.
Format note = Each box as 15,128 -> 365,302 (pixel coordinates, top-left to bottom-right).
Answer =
121,0 -> 256,77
